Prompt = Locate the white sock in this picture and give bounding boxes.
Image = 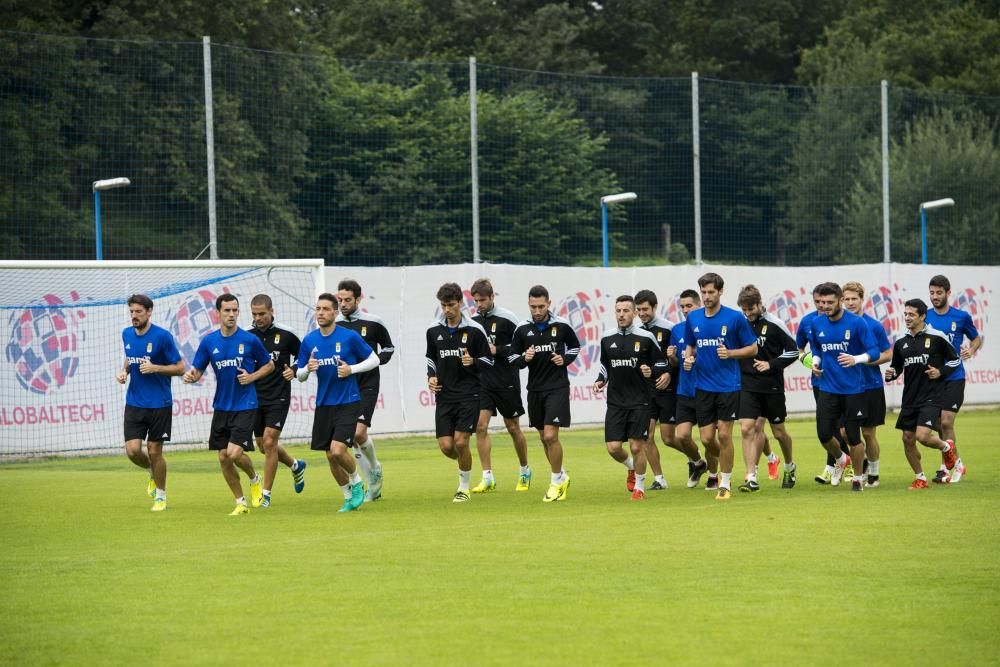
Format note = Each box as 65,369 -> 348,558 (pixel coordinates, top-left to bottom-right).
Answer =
766,453 -> 778,463
625,456 -> 634,471
550,472 -> 561,485
837,454 -> 848,466
358,437 -> 380,468
915,472 -> 927,481
869,460 -> 880,475
458,469 -> 471,491
250,474 -> 260,484
720,472 -> 732,489
348,470 -> 361,486
746,472 -> 757,483
354,447 -> 372,481
235,496 -> 246,505
520,465 -> 530,475
655,474 -> 667,485
824,464 -> 835,474
155,489 -> 166,500
785,462 -> 795,471
483,469 -> 494,481
941,441 -> 952,453
290,459 -> 300,472
340,484 -> 352,500
635,473 -> 646,492
263,489 -> 271,497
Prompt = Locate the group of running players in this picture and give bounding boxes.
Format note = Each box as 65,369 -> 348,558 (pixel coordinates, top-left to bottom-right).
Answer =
118,272 -> 980,513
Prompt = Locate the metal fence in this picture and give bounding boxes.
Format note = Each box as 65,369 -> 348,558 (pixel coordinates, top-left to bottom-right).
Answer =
2,31 -> 998,266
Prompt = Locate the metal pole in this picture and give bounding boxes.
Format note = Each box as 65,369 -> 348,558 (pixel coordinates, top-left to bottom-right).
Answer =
94,191 -> 103,260
203,36 -> 218,259
601,202 -> 609,267
691,72 -> 702,265
469,57 -> 481,263
921,208 -> 928,264
881,80 -> 890,263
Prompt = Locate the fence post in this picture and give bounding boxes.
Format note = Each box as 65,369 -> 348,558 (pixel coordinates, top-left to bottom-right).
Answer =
203,36 -> 218,260
691,72 -> 702,265
469,57 -> 481,264
881,79 -> 890,263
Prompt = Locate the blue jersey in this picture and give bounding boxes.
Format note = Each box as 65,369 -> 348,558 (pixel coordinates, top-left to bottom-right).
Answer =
669,322 -> 696,398
122,324 -> 181,408
192,328 -> 272,412
298,325 -> 374,407
859,313 -> 892,391
683,305 -> 757,393
808,311 -> 879,395
926,306 -> 979,382
796,310 -> 823,390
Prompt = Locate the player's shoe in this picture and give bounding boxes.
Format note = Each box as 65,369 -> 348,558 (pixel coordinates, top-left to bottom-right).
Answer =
814,469 -> 832,485
831,459 -> 849,486
543,476 -> 570,503
292,459 -> 307,494
147,476 -> 156,499
932,468 -> 951,484
229,503 -> 249,516
151,499 -> 167,512
260,495 -> 271,508
864,475 -> 880,488
349,482 -> 365,510
715,487 -> 731,501
705,475 -> 719,490
942,440 -> 958,471
516,470 -> 532,491
471,478 -> 496,493
781,467 -> 796,489
843,462 -> 855,482
688,460 -> 708,488
767,457 -> 781,481
851,479 -> 863,493
249,476 -> 263,508
367,465 -> 383,501
452,490 -> 471,503
630,489 -> 645,501
626,469 -> 636,492
909,478 -> 929,490
649,479 -> 668,491
950,461 -> 966,484
738,479 -> 760,493
557,475 -> 570,500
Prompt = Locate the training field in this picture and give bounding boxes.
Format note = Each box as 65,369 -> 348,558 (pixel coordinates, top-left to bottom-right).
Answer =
2,412 -> 998,666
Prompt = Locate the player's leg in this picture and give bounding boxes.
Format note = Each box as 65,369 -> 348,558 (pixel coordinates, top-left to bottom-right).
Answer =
738,412 -> 761,492
472,408 -> 496,492
644,418 -> 668,490
605,406 -> 634,492
329,422 -> 366,512
901,429 -> 926,488
628,436 -> 648,500
502,415 -> 532,490
123,406 -> 156,499
767,421 -> 796,488
354,390 -> 383,488
448,401 -> 478,502
146,440 -> 167,503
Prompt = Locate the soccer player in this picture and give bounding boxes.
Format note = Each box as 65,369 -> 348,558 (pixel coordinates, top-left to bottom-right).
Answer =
735,285 -> 799,491
593,295 -> 668,500
840,281 -> 892,487
469,278 -> 531,493
296,292 -> 379,513
635,289 -> 707,490
336,279 -> 396,500
426,282 -> 494,503
926,274 -> 981,483
117,294 -> 185,511
248,294 -> 306,507
182,294 -> 274,515
682,273 -> 758,500
884,299 -> 961,489
807,282 -> 880,492
669,289 -> 716,489
509,285 -> 580,502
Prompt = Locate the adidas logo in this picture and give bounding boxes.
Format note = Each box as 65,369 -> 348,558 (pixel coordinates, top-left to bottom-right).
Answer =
772,417 -> 780,423
275,421 -> 281,427
902,343 -> 909,349
952,404 -> 958,409
925,420 -> 933,426
212,347 -> 220,353
125,343 -> 131,349
161,432 -> 169,438
857,411 -> 863,417
437,335 -> 443,340
693,327 -> 700,333
819,332 -> 826,338
358,414 -> 365,420
610,342 -> 617,348
552,417 -> 560,423
731,413 -> 736,419
312,346 -> 319,353
527,330 -> 535,336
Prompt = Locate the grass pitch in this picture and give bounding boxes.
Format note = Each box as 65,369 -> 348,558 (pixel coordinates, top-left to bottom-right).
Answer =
2,411 -> 999,666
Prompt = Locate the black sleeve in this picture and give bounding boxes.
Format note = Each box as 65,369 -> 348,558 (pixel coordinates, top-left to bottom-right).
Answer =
425,329 -> 437,377
375,322 -> 395,365
509,326 -> 527,369
562,325 -> 581,366
769,327 -> 799,371
470,329 -> 493,373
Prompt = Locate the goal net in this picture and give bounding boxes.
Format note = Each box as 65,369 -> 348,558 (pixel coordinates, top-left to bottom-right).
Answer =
0,260 -> 323,458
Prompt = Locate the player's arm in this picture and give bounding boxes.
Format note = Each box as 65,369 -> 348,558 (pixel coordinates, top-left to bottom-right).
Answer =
867,326 -> 892,366
283,334 -> 301,381
182,340 -> 210,383
884,342 -> 903,382
342,336 -> 378,376
727,316 -> 759,359
117,358 -> 129,384
559,326 -> 581,366
376,323 -> 395,365
295,341 -> 315,382
962,314 -> 983,359
470,330 -> 494,373
508,326 -> 528,369
938,335 -> 961,380
838,321 -> 879,367
593,341 -> 608,392
769,327 -> 800,371
649,339 -> 668,380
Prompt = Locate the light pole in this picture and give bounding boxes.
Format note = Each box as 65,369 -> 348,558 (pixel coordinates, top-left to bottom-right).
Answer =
919,198 -> 954,264
600,192 -> 637,267
92,177 -> 131,260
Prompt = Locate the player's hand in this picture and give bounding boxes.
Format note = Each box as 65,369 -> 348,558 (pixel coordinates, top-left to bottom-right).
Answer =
655,372 -> 671,390
524,346 -> 536,362
182,369 -> 198,384
592,380 -> 605,395
640,364 -> 651,378
307,352 -> 319,372
753,360 -> 770,373
116,369 -> 128,384
337,358 -> 352,378
925,365 -> 941,379
551,353 -> 565,366
837,352 -> 855,367
428,376 -> 441,393
281,363 -> 294,381
717,344 -> 729,359
960,344 -> 973,361
683,355 -> 695,371
489,343 -> 497,356
138,358 -> 156,375
461,348 -> 474,367
666,345 -> 677,361
237,368 -> 253,385
884,368 -> 896,382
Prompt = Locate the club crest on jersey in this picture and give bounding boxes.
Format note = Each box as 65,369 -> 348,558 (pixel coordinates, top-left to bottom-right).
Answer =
845,330 -> 851,340
274,333 -> 281,344
361,326 -> 367,337
721,325 -> 727,336
925,337 -> 931,348
146,342 -> 153,353
657,331 -> 662,342
238,343 -> 245,354
461,333 -> 468,344
634,341 -> 641,352
551,327 -> 557,337
335,342 -> 342,353
491,322 -> 497,332
762,324 -> 768,335
951,321 -> 957,331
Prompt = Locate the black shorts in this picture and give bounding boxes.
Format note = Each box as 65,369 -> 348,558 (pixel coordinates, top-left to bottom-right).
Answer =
209,409 -> 256,451
435,399 -> 479,438
650,392 -> 677,424
605,404 -> 651,442
479,387 -> 526,420
357,388 -> 379,427
861,388 -> 886,428
527,389 -> 571,429
694,390 -> 740,427
896,403 -> 942,433
738,391 -> 787,424
675,394 -> 698,425
939,380 -> 966,414
253,402 -> 291,437
311,403 -> 360,450
816,391 -> 866,445
123,405 -> 172,443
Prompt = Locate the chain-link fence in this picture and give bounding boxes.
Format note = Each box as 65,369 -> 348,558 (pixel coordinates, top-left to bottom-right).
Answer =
2,31 -> 998,266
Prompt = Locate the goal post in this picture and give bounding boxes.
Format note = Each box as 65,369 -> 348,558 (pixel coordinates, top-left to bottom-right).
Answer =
0,259 -> 324,458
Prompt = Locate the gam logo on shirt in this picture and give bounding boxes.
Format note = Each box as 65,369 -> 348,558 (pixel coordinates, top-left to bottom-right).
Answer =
5,292 -> 87,395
